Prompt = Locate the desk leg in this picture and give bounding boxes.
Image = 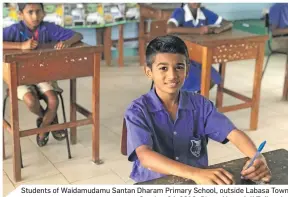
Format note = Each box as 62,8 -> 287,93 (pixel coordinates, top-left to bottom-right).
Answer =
139,16 -> 146,66
9,63 -> 21,182
70,79 -> 77,144
216,63 -> 226,108
96,28 -> 104,60
201,47 -> 213,98
250,43 -> 265,130
92,53 -> 101,163
282,54 -> 288,101
104,27 -> 112,66
118,24 -> 124,67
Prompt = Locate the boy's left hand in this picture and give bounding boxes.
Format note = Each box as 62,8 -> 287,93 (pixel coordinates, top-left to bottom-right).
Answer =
241,156 -> 271,182
54,41 -> 71,50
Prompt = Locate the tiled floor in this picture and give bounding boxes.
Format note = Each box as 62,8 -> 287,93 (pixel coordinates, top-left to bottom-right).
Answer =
3,54 -> 288,196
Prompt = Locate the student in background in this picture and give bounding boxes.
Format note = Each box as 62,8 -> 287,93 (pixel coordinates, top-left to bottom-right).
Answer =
3,3 -> 83,146
167,3 -> 233,92
269,3 -> 288,53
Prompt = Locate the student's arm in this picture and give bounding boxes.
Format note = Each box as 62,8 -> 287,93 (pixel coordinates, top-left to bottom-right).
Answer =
3,25 -> 38,50
3,42 -> 23,49
126,106 -> 234,185
166,7 -> 209,35
201,95 -> 271,182
271,26 -> 288,36
55,32 -> 83,49
54,32 -> 83,49
136,145 -> 234,185
212,19 -> 233,34
227,130 -> 271,182
204,9 -> 232,34
3,39 -> 38,50
47,23 -> 83,49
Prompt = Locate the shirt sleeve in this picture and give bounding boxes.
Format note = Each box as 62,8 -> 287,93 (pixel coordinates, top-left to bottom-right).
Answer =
167,8 -> 185,27
125,105 -> 153,162
203,8 -> 223,26
203,97 -> 236,143
269,4 -> 280,28
46,22 -> 75,41
3,25 -> 17,42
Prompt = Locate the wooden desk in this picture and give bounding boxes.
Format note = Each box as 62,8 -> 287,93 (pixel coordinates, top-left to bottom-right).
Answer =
136,149 -> 288,185
2,43 -> 103,182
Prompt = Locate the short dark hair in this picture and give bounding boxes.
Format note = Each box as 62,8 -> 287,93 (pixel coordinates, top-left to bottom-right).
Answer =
18,3 -> 44,12
145,35 -> 190,69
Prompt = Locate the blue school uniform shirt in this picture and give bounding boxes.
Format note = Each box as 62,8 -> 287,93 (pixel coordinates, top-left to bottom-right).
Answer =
125,89 -> 236,183
3,20 -> 75,43
269,3 -> 288,29
168,4 -> 223,92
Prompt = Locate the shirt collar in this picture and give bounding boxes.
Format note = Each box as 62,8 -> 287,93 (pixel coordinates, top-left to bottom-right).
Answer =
183,4 -> 206,26
146,88 -> 196,113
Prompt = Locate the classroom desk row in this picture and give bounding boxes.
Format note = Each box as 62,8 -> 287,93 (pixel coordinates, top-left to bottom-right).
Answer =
2,17 -> 287,183
66,20 -> 138,68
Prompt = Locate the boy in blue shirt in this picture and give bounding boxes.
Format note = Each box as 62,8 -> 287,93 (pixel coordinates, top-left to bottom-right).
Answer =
167,3 -> 233,92
269,3 -> 288,53
125,35 -> 271,184
3,3 -> 83,147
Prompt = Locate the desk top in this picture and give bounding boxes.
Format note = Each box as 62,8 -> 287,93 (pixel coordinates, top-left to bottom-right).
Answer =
177,30 -> 268,47
136,149 -> 288,185
3,42 -> 103,63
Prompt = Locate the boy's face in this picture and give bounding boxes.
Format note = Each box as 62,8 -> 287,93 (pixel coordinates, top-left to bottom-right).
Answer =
145,53 -> 188,95
19,4 -> 44,30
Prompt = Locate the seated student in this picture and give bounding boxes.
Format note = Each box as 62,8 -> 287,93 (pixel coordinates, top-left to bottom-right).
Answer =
3,3 -> 83,147
166,3 -> 233,92
124,35 -> 271,184
269,3 -> 288,53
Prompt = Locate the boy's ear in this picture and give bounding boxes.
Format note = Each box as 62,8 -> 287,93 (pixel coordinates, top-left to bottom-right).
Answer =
144,65 -> 153,80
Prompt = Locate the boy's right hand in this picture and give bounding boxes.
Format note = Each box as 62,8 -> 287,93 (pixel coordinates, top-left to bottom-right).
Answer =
199,26 -> 209,35
21,39 -> 38,50
193,168 -> 235,185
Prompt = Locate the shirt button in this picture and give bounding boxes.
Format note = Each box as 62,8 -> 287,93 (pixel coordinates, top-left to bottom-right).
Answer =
175,157 -> 179,160
173,131 -> 177,135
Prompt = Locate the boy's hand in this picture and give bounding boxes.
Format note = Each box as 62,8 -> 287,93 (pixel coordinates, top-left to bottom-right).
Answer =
21,39 -> 38,50
193,168 -> 235,185
199,26 -> 209,35
208,27 -> 217,34
241,156 -> 271,182
54,41 -> 71,50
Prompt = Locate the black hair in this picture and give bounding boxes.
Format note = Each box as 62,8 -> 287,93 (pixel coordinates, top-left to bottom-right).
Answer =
145,35 -> 190,68
18,3 -> 44,12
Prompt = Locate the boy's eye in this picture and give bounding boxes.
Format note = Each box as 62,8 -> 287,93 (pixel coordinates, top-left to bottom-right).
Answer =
159,66 -> 167,71
176,65 -> 185,70
29,11 -> 33,15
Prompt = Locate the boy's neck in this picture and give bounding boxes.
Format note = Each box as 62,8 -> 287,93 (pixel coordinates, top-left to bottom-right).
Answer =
22,20 -> 39,32
155,88 -> 179,108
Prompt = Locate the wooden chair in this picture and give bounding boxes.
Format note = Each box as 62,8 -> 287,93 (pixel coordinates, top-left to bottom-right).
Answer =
3,82 -> 72,166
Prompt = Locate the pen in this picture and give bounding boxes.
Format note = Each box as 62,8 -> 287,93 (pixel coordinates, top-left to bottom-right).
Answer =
246,140 -> 267,170
20,31 -> 30,40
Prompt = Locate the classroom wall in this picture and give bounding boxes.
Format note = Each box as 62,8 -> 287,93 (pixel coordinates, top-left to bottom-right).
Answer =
75,3 -> 274,47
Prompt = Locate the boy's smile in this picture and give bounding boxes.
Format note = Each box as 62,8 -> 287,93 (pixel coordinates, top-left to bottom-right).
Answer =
145,53 -> 189,94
